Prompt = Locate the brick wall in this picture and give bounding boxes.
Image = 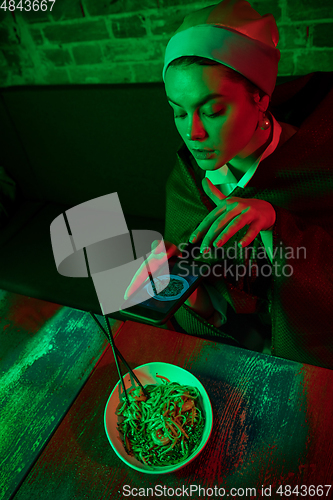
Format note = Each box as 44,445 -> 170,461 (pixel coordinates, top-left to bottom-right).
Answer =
0,0 -> 332,87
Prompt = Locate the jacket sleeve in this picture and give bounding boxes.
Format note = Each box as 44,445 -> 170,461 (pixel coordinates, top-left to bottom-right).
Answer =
270,203 -> 333,366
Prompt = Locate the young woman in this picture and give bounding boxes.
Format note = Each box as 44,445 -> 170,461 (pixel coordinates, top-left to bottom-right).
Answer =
126,0 -> 333,369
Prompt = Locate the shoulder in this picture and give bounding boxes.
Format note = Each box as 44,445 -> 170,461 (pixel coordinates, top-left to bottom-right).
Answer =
277,121 -> 299,149
168,142 -> 205,186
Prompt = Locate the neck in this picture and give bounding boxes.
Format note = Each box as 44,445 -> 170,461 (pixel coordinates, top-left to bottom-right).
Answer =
227,121 -> 273,180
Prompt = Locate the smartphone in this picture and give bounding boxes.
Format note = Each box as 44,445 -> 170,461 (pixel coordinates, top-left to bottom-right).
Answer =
117,254 -> 206,326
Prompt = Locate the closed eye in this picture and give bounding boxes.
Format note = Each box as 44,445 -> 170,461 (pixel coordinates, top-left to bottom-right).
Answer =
174,110 -> 224,120
205,109 -> 225,118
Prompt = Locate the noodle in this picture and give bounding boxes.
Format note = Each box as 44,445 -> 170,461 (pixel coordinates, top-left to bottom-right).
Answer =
117,377 -> 205,466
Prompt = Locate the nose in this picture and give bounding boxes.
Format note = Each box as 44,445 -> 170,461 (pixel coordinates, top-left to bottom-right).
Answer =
186,113 -> 207,141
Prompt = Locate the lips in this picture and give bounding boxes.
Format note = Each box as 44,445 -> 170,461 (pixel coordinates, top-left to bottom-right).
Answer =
191,149 -> 216,160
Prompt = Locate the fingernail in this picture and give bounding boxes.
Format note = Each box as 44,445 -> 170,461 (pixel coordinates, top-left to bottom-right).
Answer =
215,240 -> 223,248
201,247 -> 210,254
189,234 -> 196,243
238,242 -> 243,248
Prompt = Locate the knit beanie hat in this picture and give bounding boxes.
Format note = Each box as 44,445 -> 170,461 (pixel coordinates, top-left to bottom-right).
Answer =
162,0 -> 280,96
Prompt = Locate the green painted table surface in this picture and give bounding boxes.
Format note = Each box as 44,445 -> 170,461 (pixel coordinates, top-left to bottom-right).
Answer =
12,321 -> 333,500
0,290 -> 122,500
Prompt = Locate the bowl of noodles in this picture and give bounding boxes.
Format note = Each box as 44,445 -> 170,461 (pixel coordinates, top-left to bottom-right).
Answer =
104,362 -> 213,473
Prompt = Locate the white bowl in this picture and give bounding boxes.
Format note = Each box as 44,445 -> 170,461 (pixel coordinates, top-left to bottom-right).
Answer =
104,362 -> 213,474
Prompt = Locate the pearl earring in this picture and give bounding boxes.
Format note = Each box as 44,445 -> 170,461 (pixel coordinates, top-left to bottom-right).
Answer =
259,113 -> 270,131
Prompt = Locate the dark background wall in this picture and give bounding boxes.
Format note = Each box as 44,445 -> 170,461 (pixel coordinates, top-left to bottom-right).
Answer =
0,82 -> 180,220
1,0 -> 333,87
0,1 -> 332,224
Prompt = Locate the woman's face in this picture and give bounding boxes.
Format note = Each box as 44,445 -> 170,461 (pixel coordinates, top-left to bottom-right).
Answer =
165,63 -> 263,171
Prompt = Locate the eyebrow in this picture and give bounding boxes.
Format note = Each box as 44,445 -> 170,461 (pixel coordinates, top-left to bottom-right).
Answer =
167,93 -> 225,108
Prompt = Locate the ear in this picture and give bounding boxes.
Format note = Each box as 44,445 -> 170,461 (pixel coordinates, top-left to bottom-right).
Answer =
253,92 -> 270,113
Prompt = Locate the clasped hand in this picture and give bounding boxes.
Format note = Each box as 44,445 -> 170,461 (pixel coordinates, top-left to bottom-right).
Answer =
190,178 -> 276,252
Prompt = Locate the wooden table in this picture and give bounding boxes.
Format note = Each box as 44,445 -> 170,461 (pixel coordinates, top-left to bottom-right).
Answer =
11,321 -> 333,500
0,290 -> 121,500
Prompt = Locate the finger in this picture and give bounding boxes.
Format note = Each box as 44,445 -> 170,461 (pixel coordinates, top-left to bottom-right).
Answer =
202,178 -> 227,205
151,240 -> 181,259
238,223 -> 262,247
211,211 -> 254,249
151,239 -> 160,251
151,239 -> 165,255
166,242 -> 182,260
199,205 -> 245,251
189,204 -> 226,244
124,259 -> 151,299
124,241 -> 170,299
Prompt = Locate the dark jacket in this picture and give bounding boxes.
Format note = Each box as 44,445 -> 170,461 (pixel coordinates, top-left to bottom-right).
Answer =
164,72 -> 333,369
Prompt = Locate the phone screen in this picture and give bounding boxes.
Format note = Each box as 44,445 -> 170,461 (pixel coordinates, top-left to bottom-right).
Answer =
118,257 -> 204,325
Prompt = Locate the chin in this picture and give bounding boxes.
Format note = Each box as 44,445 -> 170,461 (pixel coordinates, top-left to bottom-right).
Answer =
196,158 -> 224,171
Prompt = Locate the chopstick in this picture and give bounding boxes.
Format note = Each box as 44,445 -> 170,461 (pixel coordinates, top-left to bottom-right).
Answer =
149,274 -> 158,295
89,312 -> 148,403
